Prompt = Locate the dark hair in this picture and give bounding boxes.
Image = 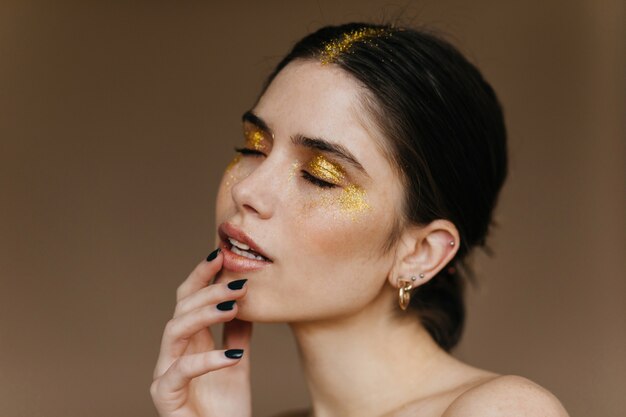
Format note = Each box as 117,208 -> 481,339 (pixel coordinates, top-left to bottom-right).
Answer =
261,23 -> 508,351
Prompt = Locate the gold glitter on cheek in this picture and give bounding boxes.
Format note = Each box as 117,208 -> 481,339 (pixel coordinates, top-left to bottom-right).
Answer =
310,184 -> 371,222
225,154 -> 241,172
288,160 -> 301,182
308,155 -> 345,185
339,184 -> 370,219
223,154 -> 257,188
302,155 -> 371,221
223,154 -> 241,188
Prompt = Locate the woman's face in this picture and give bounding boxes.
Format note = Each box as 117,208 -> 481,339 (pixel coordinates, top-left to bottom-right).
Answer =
215,60 -> 404,322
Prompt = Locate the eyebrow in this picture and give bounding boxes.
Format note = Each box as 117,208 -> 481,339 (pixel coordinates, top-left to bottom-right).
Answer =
291,134 -> 368,177
242,110 -> 368,177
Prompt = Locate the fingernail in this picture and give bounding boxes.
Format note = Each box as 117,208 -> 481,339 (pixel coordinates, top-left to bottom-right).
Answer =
224,349 -> 244,359
227,279 -> 248,290
216,300 -> 236,311
206,248 -> 221,262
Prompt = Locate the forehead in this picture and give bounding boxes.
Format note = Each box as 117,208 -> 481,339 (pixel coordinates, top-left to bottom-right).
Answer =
254,60 -> 388,170
256,60 -> 363,133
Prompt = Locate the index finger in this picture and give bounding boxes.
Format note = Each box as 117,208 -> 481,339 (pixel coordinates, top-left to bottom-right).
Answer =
176,249 -> 223,301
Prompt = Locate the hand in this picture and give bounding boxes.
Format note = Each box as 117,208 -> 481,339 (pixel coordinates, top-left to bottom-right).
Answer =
151,249 -> 253,417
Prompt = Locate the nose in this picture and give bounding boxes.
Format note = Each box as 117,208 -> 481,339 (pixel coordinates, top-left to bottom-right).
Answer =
230,159 -> 278,219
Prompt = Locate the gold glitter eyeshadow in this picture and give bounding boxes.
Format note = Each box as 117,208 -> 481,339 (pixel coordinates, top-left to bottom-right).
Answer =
245,128 -> 266,151
307,154 -> 371,220
308,155 -> 346,184
320,28 -> 390,65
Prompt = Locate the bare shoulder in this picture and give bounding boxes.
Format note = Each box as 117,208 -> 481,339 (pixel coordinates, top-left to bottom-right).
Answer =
442,375 -> 569,417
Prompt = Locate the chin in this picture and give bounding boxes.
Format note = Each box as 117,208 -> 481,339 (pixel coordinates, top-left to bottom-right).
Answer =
234,302 -> 286,323
233,290 -> 314,323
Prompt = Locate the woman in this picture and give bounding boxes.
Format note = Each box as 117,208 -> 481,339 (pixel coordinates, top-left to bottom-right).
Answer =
150,23 -> 569,417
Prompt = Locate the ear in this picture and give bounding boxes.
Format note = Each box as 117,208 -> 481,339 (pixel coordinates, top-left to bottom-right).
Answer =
387,219 -> 460,288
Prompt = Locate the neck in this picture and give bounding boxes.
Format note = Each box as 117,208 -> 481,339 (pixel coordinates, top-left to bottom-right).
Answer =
289,286 -> 453,417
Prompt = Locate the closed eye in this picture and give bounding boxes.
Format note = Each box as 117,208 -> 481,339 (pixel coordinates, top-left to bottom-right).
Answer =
234,147 -> 265,157
234,147 -> 336,189
301,171 -> 337,189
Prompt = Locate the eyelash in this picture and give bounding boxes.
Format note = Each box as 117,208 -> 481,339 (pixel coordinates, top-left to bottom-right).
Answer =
234,147 -> 264,157
301,171 -> 337,189
233,147 -> 338,189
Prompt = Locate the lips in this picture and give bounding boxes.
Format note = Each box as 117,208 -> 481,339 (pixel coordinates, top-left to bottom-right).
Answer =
218,222 -> 273,273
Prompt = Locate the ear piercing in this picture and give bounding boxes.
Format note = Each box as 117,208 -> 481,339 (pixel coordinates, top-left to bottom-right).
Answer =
400,273 -> 425,310
410,273 -> 425,282
398,240 -> 456,310
398,279 -> 413,310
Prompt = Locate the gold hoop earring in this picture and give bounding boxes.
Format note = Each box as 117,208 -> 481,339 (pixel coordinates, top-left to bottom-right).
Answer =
398,279 -> 413,311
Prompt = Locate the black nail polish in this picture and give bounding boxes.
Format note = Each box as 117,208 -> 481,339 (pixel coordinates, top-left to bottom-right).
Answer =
216,300 -> 236,311
227,279 -> 248,290
206,248 -> 221,262
225,349 -> 244,359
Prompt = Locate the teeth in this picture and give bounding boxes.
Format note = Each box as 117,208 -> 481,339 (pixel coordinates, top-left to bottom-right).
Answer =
228,237 -> 250,251
230,245 -> 266,261
227,237 -> 268,261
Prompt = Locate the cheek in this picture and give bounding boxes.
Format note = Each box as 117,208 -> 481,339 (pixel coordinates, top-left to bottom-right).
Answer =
222,155 -> 254,188
302,183 -> 372,224
295,186 -> 388,263
215,156 -> 255,215
219,155 -> 239,194
281,199 -> 394,317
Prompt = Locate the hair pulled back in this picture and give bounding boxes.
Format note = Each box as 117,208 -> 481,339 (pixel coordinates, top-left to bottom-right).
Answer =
262,23 -> 508,351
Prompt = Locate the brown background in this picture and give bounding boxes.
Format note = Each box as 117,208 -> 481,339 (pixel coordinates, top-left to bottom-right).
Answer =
0,1 -> 624,416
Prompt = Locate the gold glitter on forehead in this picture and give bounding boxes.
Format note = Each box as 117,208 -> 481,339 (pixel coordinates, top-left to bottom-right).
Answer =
308,155 -> 346,184
320,27 -> 390,65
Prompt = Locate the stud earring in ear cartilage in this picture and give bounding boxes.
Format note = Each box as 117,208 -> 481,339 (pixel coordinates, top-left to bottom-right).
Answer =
410,273 -> 425,282
449,241 -> 455,246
